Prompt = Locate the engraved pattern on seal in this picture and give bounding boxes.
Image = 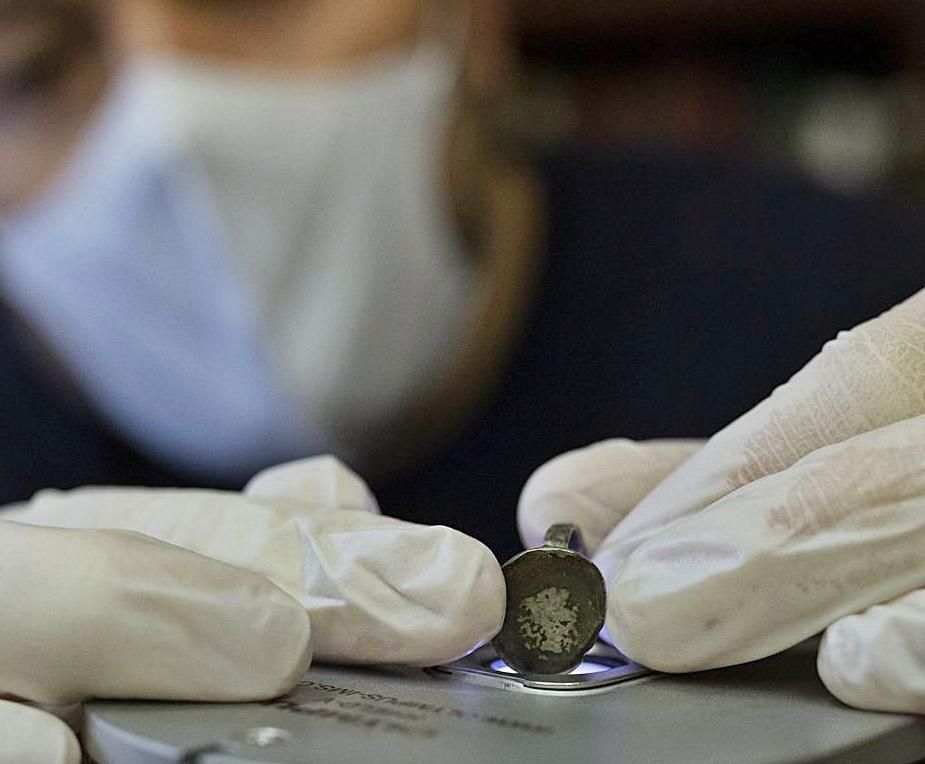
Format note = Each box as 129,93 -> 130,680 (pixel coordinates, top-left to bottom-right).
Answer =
516,587 -> 579,655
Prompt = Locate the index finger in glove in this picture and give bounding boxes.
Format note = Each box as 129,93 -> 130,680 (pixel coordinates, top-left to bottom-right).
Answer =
604,416 -> 925,673
597,289 -> 925,588
518,439 -> 703,553
290,509 -> 505,667
0,521 -> 312,706
13,480 -> 505,668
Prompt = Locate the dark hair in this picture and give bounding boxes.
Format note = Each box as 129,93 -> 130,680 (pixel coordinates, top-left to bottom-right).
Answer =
0,1 -> 103,117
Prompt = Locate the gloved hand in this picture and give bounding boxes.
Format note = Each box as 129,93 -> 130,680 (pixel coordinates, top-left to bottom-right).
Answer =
519,289 -> 925,715
1,456 -> 505,762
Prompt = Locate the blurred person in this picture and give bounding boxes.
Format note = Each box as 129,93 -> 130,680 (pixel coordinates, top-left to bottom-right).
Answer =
1,0 -> 924,560
0,0 -> 537,479
0,0 -> 540,516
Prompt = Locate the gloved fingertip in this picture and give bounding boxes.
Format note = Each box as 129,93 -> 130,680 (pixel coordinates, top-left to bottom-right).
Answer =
518,442 -> 626,553
407,530 -> 506,667
519,439 -> 703,555
0,701 -> 81,764
245,456 -> 379,514
307,519 -> 505,667
445,538 -> 507,662
240,586 -> 315,700
603,561 -> 737,674
818,597 -> 925,715
817,620 -> 867,711
604,599 -> 689,674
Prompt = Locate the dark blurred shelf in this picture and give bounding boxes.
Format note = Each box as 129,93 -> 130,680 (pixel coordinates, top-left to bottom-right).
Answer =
512,0 -> 921,76
508,1 -> 925,201
514,0 -> 907,41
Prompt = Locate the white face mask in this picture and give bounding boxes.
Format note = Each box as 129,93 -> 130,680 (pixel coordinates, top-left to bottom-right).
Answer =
0,42 -> 475,478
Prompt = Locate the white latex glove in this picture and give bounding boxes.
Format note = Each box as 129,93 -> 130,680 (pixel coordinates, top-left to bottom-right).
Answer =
0,520 -> 312,763
2,456 -> 504,762
519,289 -> 925,715
0,702 -> 82,764
519,439 -> 704,553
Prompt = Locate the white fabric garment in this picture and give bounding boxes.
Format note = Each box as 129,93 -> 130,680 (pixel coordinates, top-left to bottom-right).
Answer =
519,289 -> 925,714
1,456 -> 505,762
0,43 -> 473,477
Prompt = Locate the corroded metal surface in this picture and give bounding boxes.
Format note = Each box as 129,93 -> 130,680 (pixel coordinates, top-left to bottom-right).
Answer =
492,525 -> 606,675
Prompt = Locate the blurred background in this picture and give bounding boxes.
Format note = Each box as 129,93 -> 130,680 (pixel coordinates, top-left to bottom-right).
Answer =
4,1 -> 925,558
509,0 -> 925,200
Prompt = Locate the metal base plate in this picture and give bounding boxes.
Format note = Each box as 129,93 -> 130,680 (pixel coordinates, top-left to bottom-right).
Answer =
85,640 -> 925,764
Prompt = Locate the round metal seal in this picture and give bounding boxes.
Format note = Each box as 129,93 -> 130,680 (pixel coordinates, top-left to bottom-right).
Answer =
492,525 -> 606,675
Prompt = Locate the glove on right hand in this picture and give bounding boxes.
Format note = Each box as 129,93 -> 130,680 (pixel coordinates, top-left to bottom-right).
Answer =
520,289 -> 925,714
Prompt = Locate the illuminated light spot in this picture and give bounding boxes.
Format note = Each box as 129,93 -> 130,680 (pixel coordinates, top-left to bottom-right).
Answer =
490,659 -> 612,676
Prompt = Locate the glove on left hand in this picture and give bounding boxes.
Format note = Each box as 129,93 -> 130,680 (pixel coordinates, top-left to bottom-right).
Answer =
2,456 -> 505,762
